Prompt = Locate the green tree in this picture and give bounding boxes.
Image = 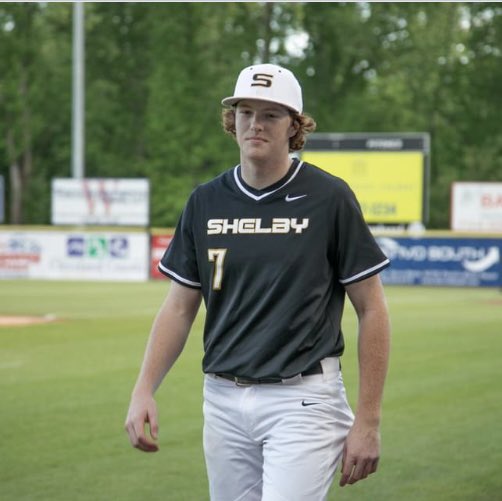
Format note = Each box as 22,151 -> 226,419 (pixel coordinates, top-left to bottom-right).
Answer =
1,2 -> 500,229
84,2 -> 150,178
0,4 -> 40,223
454,3 -> 502,183
0,3 -> 72,224
300,2 -> 383,129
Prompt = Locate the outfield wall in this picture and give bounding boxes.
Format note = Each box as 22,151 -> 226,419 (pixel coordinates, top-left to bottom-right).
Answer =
1,227 -> 501,287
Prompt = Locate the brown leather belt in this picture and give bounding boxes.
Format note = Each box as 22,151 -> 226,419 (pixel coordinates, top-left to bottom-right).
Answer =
214,361 -> 323,385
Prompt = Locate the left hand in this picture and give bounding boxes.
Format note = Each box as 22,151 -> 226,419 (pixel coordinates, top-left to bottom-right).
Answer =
339,421 -> 381,487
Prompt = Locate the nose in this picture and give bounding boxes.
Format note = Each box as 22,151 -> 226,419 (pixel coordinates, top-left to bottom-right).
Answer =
250,113 -> 263,131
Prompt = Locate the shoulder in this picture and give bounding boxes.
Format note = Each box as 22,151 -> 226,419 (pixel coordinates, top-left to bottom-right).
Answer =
187,167 -> 235,205
300,161 -> 355,199
193,168 -> 234,195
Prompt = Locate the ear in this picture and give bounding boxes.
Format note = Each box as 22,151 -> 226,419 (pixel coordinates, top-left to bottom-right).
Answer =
288,116 -> 300,138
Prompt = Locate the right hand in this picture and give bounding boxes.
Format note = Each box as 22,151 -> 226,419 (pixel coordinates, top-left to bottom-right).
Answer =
124,392 -> 159,452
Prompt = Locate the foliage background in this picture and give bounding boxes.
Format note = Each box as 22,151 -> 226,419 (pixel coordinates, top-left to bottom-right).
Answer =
0,2 -> 501,228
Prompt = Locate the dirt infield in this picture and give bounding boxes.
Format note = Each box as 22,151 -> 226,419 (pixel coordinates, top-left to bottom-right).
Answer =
0,315 -> 57,327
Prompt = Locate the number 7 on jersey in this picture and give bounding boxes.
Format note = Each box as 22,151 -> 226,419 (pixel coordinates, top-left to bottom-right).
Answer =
208,249 -> 227,290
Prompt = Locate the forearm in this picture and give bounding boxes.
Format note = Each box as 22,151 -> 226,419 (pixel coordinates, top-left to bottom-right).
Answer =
355,307 -> 390,426
125,283 -> 201,452
339,276 -> 390,486
345,275 -> 390,426
133,284 -> 202,396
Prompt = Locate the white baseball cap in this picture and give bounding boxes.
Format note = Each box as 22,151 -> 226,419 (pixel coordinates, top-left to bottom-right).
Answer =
221,63 -> 303,114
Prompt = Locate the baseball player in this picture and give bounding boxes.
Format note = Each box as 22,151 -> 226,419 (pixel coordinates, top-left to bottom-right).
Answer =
125,63 -> 391,500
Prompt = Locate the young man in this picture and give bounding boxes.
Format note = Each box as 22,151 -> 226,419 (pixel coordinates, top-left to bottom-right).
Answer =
125,63 -> 391,500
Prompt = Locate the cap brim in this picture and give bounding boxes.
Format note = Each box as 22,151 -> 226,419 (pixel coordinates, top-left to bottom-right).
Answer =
221,95 -> 300,113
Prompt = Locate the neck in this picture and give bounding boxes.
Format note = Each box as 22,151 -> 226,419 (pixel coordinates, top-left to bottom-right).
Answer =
240,156 -> 292,190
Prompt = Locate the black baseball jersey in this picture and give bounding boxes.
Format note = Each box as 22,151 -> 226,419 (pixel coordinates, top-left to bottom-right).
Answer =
159,159 -> 389,379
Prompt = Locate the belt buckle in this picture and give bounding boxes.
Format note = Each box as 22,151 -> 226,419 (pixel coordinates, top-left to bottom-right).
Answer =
234,377 -> 253,387
281,374 -> 302,385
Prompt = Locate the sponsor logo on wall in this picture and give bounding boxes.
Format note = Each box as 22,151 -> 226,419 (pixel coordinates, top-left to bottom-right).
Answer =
67,236 -> 129,259
0,235 -> 42,274
377,237 -> 501,287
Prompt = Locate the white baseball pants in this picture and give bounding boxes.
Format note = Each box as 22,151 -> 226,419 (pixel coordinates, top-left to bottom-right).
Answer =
203,357 -> 354,501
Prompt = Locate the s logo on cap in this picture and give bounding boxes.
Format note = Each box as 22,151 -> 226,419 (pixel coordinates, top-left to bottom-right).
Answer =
251,73 -> 273,88
221,63 -> 303,113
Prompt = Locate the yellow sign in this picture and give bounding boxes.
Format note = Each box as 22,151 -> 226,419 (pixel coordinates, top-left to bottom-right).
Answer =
301,151 -> 424,223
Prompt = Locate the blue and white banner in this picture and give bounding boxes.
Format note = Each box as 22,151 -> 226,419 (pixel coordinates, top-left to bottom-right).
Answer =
376,236 -> 502,287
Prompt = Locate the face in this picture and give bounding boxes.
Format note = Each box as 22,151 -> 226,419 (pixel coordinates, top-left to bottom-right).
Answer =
234,99 -> 298,163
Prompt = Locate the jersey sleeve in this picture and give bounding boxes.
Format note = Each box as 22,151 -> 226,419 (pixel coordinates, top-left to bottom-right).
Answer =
333,182 -> 390,285
158,192 -> 201,289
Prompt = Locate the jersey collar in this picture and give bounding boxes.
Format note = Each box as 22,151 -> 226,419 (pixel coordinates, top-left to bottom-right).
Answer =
233,159 -> 304,201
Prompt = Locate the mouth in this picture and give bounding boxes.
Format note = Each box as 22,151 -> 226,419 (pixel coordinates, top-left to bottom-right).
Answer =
247,137 -> 267,143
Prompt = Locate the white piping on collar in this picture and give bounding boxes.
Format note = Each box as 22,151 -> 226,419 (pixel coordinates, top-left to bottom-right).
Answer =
233,161 -> 304,201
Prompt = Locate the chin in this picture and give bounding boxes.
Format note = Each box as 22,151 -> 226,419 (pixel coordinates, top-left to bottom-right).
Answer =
244,145 -> 268,159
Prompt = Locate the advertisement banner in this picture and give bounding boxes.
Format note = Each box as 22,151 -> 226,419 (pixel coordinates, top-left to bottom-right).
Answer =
451,182 -> 502,233
0,230 -> 149,281
150,234 -> 173,280
376,236 -> 502,287
51,178 -> 150,226
0,175 -> 4,223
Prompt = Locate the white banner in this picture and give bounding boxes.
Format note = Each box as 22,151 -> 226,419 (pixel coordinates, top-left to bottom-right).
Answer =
451,182 -> 502,233
51,178 -> 150,226
0,175 -> 4,223
0,230 -> 149,281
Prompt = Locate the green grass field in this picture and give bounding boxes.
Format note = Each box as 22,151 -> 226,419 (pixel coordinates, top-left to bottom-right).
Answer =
1,280 -> 501,500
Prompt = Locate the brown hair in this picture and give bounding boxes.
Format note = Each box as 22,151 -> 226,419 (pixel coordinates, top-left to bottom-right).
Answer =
221,108 -> 317,152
